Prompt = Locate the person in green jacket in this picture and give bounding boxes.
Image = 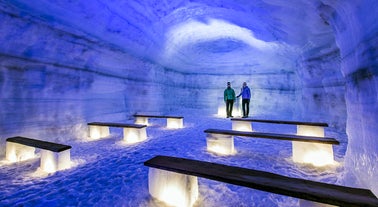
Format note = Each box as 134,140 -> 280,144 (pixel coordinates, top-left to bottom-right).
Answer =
224,82 -> 236,118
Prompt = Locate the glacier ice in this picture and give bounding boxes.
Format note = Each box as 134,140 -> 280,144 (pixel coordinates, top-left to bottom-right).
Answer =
0,0 -> 377,200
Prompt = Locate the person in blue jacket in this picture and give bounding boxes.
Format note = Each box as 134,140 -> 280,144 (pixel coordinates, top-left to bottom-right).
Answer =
237,82 -> 251,118
224,82 -> 236,118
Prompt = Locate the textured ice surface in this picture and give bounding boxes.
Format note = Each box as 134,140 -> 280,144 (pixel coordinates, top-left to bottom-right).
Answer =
0,0 -> 377,199
319,0 -> 378,195
0,115 -> 347,206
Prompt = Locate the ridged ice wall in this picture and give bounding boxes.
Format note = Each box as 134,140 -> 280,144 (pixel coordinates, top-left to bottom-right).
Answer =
320,0 -> 378,195
0,7 -> 186,154
296,28 -> 346,131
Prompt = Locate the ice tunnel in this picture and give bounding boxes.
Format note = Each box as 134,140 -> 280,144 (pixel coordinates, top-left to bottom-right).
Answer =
0,0 -> 377,203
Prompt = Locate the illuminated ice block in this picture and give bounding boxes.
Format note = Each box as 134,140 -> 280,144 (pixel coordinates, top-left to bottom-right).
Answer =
40,149 -> 71,173
123,127 -> 147,143
292,142 -> 335,166
217,104 -> 241,117
206,133 -> 235,155
234,98 -> 242,117
88,125 -> 110,139
6,142 -> 35,162
167,117 -> 183,129
300,199 -> 336,207
297,125 -> 324,137
148,168 -> 198,207
217,105 -> 226,117
232,120 -> 252,131
6,141 -> 71,173
292,125 -> 334,166
135,116 -> 149,125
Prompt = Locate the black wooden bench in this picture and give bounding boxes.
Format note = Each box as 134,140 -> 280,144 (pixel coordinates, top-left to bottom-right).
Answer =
133,114 -> 184,119
231,118 -> 328,127
133,114 -> 184,128
144,155 -> 378,207
6,136 -> 71,152
87,122 -> 147,142
230,118 -> 328,137
204,128 -> 338,165
6,136 -> 72,172
204,128 -> 339,145
88,122 -> 147,129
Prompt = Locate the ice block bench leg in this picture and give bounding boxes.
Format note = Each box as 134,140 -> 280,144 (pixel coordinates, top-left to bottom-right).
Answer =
144,155 -> 378,207
230,118 -> 328,137
133,114 -> 184,128
204,128 -> 339,166
6,136 -> 71,173
87,122 -> 147,143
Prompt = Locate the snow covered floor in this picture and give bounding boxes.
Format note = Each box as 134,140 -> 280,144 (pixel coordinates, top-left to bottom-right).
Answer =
0,115 -> 346,207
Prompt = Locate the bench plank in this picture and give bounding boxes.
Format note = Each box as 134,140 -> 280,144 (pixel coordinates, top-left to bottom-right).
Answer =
145,155 -> 378,207
88,122 -> 147,128
134,114 -> 183,119
231,118 -> 328,127
204,129 -> 340,145
6,136 -> 71,152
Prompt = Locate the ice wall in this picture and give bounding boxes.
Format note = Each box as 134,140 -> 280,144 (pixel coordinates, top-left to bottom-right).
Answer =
0,0 -> 376,197
318,0 -> 378,195
157,1 -> 306,118
295,18 -> 346,131
0,5 -> 186,154
181,71 -> 297,117
0,0 -> 320,122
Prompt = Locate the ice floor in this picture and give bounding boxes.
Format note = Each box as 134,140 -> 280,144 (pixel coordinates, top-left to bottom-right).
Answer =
0,114 -> 347,207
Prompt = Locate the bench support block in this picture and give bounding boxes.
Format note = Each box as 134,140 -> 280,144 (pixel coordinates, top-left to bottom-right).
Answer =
6,142 -> 35,162
292,142 -> 334,166
6,141 -> 71,173
297,125 -> 324,137
167,118 -> 183,129
232,120 -> 252,131
88,125 -> 110,139
148,168 -> 198,207
300,199 -> 337,207
135,117 -> 149,125
123,127 -> 147,143
294,125 -> 334,166
206,134 -> 235,155
41,149 -> 71,173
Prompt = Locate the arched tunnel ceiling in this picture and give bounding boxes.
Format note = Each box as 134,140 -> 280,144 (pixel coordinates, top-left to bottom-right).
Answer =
4,0 -> 334,74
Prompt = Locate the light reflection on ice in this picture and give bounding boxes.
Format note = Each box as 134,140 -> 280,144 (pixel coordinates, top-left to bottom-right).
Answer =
148,168 -> 198,207
0,115 -> 348,206
164,18 -> 278,59
28,158 -> 85,179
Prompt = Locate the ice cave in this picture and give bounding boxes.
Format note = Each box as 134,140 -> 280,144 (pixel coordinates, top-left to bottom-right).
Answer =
0,0 -> 377,206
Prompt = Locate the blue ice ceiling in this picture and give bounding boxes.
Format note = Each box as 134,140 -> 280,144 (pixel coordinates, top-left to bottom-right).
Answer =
0,0 -> 377,197
3,0 -> 328,74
